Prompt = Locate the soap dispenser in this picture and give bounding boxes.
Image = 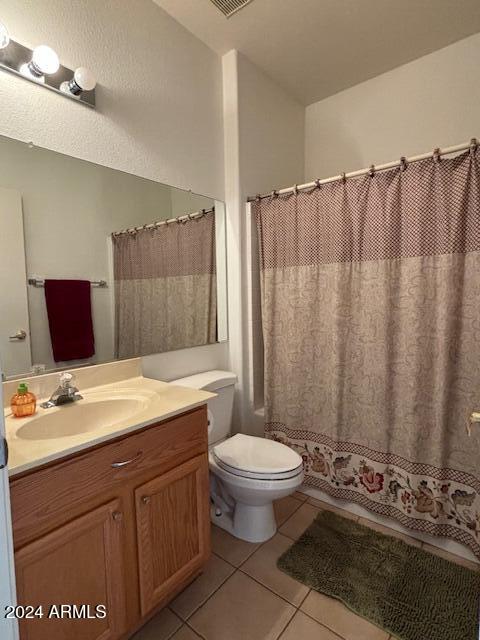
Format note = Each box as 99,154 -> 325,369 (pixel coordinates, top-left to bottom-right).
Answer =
11,382 -> 37,418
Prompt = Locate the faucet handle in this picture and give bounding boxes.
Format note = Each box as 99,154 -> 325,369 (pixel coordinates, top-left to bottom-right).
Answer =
59,371 -> 74,388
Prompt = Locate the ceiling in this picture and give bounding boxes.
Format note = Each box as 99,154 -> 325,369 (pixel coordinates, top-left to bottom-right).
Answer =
153,0 -> 480,105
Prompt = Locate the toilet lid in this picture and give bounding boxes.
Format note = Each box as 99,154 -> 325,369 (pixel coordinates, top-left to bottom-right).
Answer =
213,434 -> 303,478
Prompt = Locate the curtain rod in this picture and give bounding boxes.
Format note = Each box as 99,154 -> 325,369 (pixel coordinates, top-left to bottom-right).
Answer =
111,206 -> 215,238
247,138 -> 478,203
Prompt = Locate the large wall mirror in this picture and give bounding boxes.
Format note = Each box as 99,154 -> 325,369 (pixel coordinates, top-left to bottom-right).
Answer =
0,134 -> 228,379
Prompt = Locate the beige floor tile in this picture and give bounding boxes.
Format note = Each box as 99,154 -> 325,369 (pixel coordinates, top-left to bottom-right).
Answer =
278,503 -> 320,540
170,626 -> 202,640
280,611 -> 340,640
170,553 -> 235,620
301,591 -> 389,640
293,490 -> 309,502
189,571 -> 295,640
132,608 -> 182,640
242,533 -> 310,606
274,496 -> 302,526
307,497 -> 359,522
358,517 -> 422,548
210,524 -> 260,566
422,542 -> 480,571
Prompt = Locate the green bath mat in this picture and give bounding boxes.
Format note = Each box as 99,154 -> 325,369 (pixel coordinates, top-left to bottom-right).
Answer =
277,511 -> 480,640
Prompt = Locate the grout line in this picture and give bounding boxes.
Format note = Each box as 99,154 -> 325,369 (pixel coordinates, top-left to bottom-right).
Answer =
279,608 -> 346,640
179,563 -> 236,622
184,619 -> 207,640
237,567 -> 303,609
162,612 -> 184,640
298,608 -> 346,640
181,568 -> 240,635
297,588 -> 311,609
274,607 -> 297,640
237,542 -> 265,567
209,537 -> 261,569
278,530 -> 298,541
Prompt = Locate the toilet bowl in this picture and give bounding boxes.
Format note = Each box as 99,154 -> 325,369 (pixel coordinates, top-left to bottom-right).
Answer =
209,433 -> 304,542
171,370 -> 304,543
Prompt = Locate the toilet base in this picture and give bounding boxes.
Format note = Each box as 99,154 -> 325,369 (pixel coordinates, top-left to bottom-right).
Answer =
210,501 -> 277,543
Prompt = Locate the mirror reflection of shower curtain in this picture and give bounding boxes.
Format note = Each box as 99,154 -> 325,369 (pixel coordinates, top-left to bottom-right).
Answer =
254,148 -> 480,559
112,211 -> 216,358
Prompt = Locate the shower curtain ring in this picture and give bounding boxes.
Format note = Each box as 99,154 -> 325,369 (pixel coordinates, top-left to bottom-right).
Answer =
255,194 -> 261,202
293,184 -> 299,195
270,190 -> 278,199
341,172 -> 347,184
433,147 -> 441,163
470,138 -> 478,155
314,179 -> 321,189
369,165 -> 375,178
400,156 -> 408,171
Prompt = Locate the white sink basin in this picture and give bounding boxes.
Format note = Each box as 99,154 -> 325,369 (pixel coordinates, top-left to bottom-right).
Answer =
15,392 -> 153,441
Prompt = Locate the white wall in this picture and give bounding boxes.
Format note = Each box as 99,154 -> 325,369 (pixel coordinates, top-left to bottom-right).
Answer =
305,33 -> 480,179
223,51 -> 305,434
0,0 -> 229,380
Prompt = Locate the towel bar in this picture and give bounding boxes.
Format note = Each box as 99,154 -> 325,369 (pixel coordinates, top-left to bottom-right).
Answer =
27,277 -> 108,288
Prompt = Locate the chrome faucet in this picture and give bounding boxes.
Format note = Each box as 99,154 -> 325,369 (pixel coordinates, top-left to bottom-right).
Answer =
40,372 -> 83,408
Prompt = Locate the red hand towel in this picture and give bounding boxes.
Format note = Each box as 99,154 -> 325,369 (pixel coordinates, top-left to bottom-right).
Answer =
44,280 -> 95,362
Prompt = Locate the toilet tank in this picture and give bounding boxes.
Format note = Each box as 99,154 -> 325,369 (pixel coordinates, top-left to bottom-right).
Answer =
170,370 -> 237,445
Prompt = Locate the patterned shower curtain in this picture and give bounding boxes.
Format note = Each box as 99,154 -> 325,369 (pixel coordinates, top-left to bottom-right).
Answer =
112,211 -> 217,358
254,148 -> 480,558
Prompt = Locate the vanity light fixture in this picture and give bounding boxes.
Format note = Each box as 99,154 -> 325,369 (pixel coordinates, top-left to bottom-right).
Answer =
0,21 -> 9,49
0,21 -> 96,107
60,66 -> 96,97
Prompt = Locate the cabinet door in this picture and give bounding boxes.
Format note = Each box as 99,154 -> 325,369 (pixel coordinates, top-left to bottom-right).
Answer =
15,499 -> 126,640
135,454 -> 210,616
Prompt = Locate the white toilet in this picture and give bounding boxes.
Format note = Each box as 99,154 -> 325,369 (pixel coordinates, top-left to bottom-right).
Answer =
171,370 -> 304,543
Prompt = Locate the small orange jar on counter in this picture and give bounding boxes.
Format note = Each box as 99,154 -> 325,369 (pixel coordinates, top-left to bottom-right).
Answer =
10,383 -> 37,418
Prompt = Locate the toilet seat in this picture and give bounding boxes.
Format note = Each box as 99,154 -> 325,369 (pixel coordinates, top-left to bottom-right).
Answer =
212,434 -> 303,481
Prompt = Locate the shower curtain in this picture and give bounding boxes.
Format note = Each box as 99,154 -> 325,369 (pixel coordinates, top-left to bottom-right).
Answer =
112,211 -> 217,358
254,148 -> 480,557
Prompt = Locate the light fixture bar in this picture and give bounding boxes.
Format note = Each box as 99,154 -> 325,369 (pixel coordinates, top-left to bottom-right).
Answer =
0,37 -> 96,108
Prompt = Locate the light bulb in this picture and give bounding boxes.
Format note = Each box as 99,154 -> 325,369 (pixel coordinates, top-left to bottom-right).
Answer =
0,21 -> 9,49
30,45 -> 60,75
60,66 -> 96,96
73,67 -> 96,91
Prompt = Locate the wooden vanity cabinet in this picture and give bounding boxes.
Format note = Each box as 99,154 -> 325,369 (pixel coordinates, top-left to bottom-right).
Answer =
9,405 -> 211,640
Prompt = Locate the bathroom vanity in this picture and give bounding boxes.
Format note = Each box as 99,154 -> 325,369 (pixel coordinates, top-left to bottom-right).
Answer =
5,370 -> 213,640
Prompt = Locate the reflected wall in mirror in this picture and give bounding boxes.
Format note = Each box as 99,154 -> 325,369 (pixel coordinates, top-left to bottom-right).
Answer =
0,135 -> 227,379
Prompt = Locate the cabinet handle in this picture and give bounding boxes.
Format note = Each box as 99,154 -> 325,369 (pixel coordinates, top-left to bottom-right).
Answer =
112,511 -> 122,521
111,451 -> 143,468
141,496 -> 151,505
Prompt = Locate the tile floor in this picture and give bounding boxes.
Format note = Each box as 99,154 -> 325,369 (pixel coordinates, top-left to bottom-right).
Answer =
132,491 -> 478,640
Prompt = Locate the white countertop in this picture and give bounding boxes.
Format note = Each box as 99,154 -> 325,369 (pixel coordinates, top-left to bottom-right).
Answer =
5,376 -> 214,477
